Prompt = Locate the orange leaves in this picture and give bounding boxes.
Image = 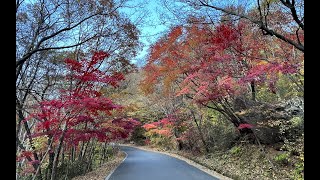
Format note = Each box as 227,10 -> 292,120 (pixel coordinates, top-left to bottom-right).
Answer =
167,26 -> 183,44
143,117 -> 175,137
142,123 -> 157,131
140,64 -> 160,94
156,129 -> 172,136
149,26 -> 182,63
149,40 -> 165,61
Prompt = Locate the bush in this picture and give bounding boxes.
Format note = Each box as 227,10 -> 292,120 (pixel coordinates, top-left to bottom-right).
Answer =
229,146 -> 242,155
274,153 -> 290,165
292,158 -> 304,180
202,111 -> 238,151
130,126 -> 147,145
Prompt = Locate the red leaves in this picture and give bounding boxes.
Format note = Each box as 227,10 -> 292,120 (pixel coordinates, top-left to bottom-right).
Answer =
25,51 -> 134,154
211,23 -> 240,50
143,19 -> 302,106
65,58 -> 82,71
67,115 -> 94,126
176,87 -> 190,97
30,160 -> 40,165
91,51 -> 109,65
64,51 -> 124,87
238,123 -> 254,130
20,150 -> 33,158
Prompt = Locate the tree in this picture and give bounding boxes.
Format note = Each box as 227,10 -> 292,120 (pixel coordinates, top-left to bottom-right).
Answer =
141,18 -> 302,137
16,51 -> 140,179
16,1 -> 141,178
172,0 -> 304,52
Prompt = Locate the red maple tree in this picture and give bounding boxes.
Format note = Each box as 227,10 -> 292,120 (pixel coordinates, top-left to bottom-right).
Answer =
18,51 -> 140,178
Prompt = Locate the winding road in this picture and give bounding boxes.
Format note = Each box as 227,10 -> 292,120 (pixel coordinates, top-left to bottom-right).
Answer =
106,146 -> 219,180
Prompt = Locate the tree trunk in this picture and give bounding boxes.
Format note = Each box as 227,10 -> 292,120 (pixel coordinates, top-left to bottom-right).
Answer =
50,125 -> 67,180
102,142 -> 108,162
80,141 -> 90,162
45,135 -> 54,180
86,140 -> 96,173
22,119 -> 43,180
173,128 -> 183,150
190,110 -> 209,153
71,146 -> 75,162
61,144 -> 65,164
251,80 -> 256,101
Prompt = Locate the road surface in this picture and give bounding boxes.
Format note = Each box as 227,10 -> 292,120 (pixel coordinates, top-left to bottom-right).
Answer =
106,146 -> 219,180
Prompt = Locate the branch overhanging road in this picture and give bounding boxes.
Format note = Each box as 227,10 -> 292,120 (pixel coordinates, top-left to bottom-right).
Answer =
106,146 -> 219,180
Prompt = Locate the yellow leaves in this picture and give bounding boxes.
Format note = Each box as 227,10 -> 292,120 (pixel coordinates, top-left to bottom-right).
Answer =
261,0 -> 279,7
299,68 -> 304,76
32,136 -> 48,151
299,61 -> 304,75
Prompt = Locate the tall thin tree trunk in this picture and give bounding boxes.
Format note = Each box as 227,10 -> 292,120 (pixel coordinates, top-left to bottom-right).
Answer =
61,143 -> 65,164
102,142 -> 108,162
80,141 -> 90,162
86,140 -> 96,172
21,115 -> 43,180
71,146 -> 75,162
46,136 -> 54,180
251,80 -> 256,101
50,125 -> 67,180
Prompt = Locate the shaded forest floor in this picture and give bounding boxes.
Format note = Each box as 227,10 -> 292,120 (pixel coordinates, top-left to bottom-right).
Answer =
71,151 -> 126,180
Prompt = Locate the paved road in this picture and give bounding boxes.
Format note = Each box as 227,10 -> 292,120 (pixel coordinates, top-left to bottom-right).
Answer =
106,146 -> 219,180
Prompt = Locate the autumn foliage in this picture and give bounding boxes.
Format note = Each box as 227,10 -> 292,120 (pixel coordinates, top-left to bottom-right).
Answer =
141,20 -> 303,129
17,51 -> 140,177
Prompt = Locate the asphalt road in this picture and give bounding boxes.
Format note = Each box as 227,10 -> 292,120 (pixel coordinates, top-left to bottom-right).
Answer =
106,146 -> 219,180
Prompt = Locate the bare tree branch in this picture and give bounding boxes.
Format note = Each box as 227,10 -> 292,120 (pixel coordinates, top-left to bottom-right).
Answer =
197,0 -> 304,52
280,0 -> 304,30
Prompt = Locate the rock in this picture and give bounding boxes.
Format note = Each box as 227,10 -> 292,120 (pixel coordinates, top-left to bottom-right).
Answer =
234,97 -> 304,144
282,97 -> 304,116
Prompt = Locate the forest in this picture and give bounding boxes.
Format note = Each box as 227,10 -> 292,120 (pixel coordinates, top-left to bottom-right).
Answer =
16,0 -> 303,179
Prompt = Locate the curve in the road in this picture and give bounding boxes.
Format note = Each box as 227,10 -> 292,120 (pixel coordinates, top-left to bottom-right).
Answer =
106,146 -> 219,180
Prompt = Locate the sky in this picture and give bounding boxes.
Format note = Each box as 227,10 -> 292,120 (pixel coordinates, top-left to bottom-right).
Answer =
119,0 -> 249,66
119,0 -> 259,66
120,0 -> 172,66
